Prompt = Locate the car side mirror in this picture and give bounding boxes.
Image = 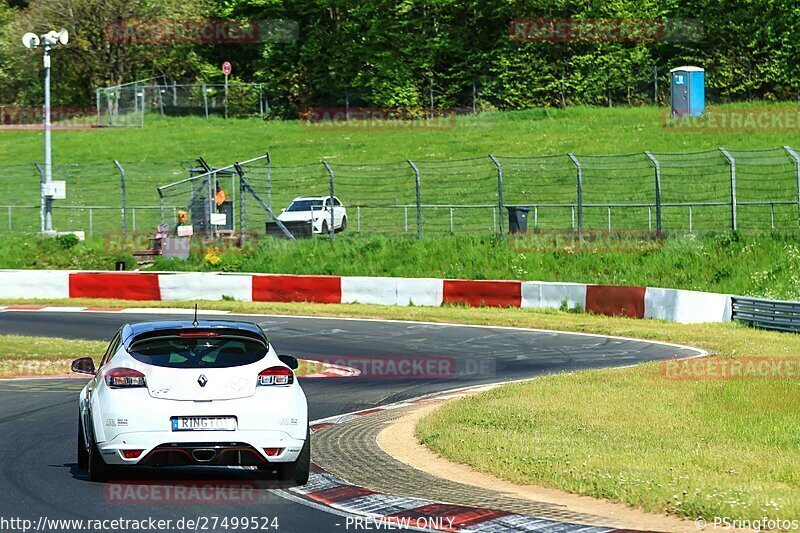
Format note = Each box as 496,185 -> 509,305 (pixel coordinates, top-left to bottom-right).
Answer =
71,357 -> 96,375
280,208 -> 285,213
278,354 -> 299,370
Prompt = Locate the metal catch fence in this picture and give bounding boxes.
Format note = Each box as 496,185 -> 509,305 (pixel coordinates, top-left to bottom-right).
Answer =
3,146 -> 800,238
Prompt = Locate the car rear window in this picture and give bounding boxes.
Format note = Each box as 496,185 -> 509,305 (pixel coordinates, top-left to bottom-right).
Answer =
287,199 -> 323,212
130,336 -> 268,368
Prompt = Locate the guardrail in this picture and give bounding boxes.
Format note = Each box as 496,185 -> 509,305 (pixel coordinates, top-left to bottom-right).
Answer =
731,296 -> 800,333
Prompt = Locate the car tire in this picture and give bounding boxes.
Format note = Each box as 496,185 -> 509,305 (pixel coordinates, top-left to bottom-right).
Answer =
276,428 -> 311,486
77,413 -> 88,470
320,221 -> 329,235
338,216 -> 347,232
87,414 -> 114,482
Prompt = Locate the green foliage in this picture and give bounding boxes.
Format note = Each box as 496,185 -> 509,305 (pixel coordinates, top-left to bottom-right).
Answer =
1,0 -> 799,110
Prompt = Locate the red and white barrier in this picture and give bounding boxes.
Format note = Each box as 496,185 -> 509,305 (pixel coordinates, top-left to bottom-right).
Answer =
0,269 -> 733,324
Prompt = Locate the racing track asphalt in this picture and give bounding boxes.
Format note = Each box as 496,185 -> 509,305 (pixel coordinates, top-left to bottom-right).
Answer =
0,310 -> 703,532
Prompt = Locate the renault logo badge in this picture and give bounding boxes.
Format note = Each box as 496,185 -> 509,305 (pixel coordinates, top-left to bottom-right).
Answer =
198,374 -> 208,387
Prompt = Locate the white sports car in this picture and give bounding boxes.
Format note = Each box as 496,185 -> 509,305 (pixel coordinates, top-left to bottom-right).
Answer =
72,320 -> 310,484
276,195 -> 347,234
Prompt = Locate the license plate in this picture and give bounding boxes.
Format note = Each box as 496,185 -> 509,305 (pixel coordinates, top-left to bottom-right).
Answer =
171,416 -> 237,431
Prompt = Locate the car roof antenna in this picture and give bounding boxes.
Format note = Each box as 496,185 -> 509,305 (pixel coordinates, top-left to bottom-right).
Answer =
192,303 -> 199,327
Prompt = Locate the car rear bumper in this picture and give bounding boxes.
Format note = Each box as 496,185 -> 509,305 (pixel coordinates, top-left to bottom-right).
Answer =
97,430 -> 305,466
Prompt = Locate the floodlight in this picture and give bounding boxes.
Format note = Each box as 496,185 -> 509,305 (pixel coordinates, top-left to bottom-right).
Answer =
22,32 -> 40,49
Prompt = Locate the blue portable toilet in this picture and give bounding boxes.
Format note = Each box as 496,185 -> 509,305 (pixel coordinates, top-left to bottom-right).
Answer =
670,66 -> 704,117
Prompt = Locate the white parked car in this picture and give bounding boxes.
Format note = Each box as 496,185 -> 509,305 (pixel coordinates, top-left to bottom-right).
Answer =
277,195 -> 347,234
72,320 -> 310,484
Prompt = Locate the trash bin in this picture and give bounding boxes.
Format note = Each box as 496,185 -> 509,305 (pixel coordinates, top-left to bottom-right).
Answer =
507,206 -> 531,233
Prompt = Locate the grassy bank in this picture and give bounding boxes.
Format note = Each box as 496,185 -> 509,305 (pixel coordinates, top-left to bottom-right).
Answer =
0,334 -> 321,379
3,232 -> 800,300
417,354 -> 800,521
2,104 -> 799,166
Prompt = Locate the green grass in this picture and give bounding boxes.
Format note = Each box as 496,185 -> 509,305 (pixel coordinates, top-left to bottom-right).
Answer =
4,232 -> 800,300
0,335 -> 106,378
0,333 -> 321,378
417,356 -> 800,521
3,104 -> 800,165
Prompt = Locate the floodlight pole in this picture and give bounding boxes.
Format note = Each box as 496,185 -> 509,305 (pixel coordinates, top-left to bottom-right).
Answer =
43,43 -> 53,232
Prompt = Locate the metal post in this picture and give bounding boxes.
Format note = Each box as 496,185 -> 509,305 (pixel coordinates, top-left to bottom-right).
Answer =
172,82 -> 177,106
607,207 -> 611,233
719,148 -> 737,231
689,205 -> 693,233
645,151 -> 662,236
771,203 -> 775,231
95,88 -> 101,126
568,153 -> 582,237
43,45 -> 53,232
34,163 -> 44,233
239,165 -> 246,241
449,207 -> 454,234
224,74 -> 229,120
404,207 -> 408,233
266,152 -> 272,210
202,84 -> 209,119
407,160 -> 422,239
357,206 -> 361,232
489,155 -> 505,235
534,206 -> 538,228
654,66 -> 658,104
157,85 -> 165,118
322,161 -> 335,239
89,208 -> 93,236
132,207 -> 136,232
114,160 -> 126,235
783,146 -> 800,227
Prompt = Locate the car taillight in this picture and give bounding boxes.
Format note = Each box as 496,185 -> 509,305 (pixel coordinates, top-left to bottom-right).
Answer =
122,449 -> 143,459
258,366 -> 293,386
105,368 -> 147,389
263,448 -> 284,457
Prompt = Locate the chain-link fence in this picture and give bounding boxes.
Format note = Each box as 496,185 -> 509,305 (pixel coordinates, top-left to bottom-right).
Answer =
2,147 -> 799,238
97,82 -> 268,127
